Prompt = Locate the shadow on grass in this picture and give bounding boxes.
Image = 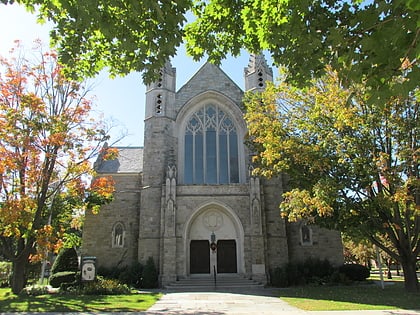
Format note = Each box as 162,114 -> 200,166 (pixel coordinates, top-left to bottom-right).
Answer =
0,289 -> 161,312
276,282 -> 420,311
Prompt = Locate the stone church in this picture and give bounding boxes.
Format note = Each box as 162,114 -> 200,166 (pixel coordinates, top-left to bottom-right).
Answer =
82,55 -> 343,286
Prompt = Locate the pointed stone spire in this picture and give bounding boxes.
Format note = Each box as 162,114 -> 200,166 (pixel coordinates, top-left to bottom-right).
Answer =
145,60 -> 176,118
244,54 -> 273,92
147,60 -> 176,92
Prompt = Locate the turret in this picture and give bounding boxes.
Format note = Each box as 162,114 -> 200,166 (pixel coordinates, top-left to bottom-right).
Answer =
145,61 -> 176,119
244,54 -> 273,92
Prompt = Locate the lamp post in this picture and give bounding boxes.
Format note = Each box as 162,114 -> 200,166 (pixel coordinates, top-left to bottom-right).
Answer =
210,232 -> 217,287
210,232 -> 217,252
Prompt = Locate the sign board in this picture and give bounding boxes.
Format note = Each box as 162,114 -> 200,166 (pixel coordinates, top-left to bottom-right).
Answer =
81,256 -> 96,281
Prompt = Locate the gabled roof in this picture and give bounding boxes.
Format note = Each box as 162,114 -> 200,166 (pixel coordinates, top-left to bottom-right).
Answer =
95,147 -> 143,174
175,62 -> 244,109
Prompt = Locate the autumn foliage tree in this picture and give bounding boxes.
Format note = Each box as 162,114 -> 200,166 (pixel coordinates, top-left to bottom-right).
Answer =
244,68 -> 419,292
0,41 -> 116,294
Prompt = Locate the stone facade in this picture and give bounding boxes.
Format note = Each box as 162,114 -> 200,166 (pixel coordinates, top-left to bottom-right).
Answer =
82,55 -> 344,286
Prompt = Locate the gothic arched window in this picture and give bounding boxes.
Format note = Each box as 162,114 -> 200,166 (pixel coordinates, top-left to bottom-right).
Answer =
300,223 -> 313,246
184,104 -> 239,184
112,222 -> 125,248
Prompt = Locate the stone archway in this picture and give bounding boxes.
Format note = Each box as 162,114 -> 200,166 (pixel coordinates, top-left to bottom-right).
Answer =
184,203 -> 244,276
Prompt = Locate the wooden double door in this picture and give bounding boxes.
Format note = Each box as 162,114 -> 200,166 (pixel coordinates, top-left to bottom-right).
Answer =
190,240 -> 237,274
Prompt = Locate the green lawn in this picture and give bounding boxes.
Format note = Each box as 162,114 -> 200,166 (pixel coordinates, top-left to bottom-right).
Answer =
279,282 -> 420,311
0,288 -> 162,312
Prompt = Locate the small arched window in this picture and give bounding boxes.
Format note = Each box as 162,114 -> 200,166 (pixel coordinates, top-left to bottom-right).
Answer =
300,223 -> 312,246
184,104 -> 239,184
112,222 -> 125,248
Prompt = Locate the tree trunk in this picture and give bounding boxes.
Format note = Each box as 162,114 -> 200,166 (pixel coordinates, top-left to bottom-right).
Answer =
11,258 -> 27,294
400,259 -> 419,292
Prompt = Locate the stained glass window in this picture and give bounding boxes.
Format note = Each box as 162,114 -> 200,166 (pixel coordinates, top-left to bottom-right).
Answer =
184,104 -> 239,184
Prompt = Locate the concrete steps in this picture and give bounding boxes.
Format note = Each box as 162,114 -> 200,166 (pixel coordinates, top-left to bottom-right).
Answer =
164,274 -> 264,291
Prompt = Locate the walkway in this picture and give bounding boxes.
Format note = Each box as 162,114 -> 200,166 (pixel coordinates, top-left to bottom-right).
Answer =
1,288 -> 418,315
140,288 -> 420,315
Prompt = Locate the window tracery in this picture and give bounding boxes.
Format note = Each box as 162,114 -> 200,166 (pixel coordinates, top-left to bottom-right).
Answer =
112,222 -> 125,248
184,104 -> 239,184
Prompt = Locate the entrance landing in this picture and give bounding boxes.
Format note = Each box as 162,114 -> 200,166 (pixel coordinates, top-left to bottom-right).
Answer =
165,274 -> 263,291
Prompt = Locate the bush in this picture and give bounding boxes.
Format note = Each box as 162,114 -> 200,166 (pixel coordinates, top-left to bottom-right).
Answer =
49,271 -> 77,288
338,263 -> 370,281
97,262 -> 144,288
270,267 -> 289,287
81,276 -> 131,295
51,247 -> 79,274
141,257 -> 158,289
0,261 -> 11,287
20,285 -> 51,296
119,262 -> 143,288
270,258 -> 336,287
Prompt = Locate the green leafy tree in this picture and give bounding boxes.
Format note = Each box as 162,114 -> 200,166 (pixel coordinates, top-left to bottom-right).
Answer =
1,0 -> 191,83
186,0 -> 419,100
50,247 -> 78,274
343,236 -> 375,267
0,41 -> 116,294
0,0 -> 418,100
244,68 -> 419,292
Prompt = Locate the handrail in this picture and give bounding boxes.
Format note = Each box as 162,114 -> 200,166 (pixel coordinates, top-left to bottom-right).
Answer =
213,265 -> 217,287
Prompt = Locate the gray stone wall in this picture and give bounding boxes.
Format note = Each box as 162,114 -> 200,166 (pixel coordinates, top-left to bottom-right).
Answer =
260,177 -> 289,271
81,173 -> 141,269
174,63 -> 243,115
287,222 -> 344,266
140,114 -> 176,266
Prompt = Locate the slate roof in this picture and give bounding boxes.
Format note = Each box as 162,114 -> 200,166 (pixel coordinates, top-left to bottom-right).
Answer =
95,147 -> 143,174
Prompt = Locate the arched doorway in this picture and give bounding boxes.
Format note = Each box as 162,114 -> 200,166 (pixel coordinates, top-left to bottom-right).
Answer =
185,203 -> 244,276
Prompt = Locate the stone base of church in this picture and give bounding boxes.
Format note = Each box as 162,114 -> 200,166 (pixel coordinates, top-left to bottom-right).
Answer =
251,264 -> 267,284
160,274 -> 177,287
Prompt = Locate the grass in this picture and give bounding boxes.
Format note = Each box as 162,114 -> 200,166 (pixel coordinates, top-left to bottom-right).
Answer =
278,276 -> 420,311
1,270 -> 418,312
0,288 -> 162,312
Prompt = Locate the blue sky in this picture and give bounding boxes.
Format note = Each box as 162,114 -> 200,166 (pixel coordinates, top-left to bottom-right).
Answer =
0,4 -> 273,147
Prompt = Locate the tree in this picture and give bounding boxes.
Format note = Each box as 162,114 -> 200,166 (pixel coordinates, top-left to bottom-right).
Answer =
1,0 -> 191,83
244,68 -> 419,292
1,0 -> 418,100
343,236 -> 375,267
0,41 -> 116,294
186,0 -> 420,100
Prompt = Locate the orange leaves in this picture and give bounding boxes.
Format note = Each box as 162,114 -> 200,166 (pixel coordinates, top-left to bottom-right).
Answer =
30,225 -> 65,262
102,147 -> 119,160
0,197 -> 36,224
87,176 -> 116,214
90,176 -> 115,199
0,41 -> 111,265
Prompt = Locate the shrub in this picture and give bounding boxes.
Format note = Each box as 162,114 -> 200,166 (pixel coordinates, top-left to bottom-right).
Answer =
270,267 -> 288,287
270,258 -> 336,287
97,262 -> 144,288
0,261 -> 11,287
49,271 -> 77,288
51,247 -> 79,274
20,285 -> 50,296
285,262 -> 306,286
81,276 -> 131,295
119,262 -> 143,288
302,258 -> 334,282
141,257 -> 158,289
338,263 -> 370,281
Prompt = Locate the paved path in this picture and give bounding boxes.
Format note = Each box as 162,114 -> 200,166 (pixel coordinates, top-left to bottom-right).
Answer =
143,290 -> 304,314
139,289 -> 420,315
1,288 -> 419,315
